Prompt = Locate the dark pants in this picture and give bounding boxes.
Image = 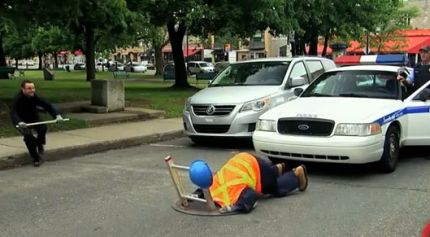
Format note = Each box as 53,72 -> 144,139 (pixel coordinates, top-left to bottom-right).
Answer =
17,124 -> 47,162
257,158 -> 298,197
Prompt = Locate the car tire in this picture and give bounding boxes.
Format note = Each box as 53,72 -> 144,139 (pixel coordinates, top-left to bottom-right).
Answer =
378,125 -> 400,173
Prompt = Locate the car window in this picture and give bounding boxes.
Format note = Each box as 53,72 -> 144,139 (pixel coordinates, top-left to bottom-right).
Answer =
209,61 -> 290,86
306,60 -> 325,81
322,59 -> 336,70
198,63 -> 210,67
301,70 -> 400,99
413,84 -> 430,101
289,62 -> 309,82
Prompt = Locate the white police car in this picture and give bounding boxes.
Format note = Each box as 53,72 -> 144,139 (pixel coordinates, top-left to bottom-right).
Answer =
253,65 -> 430,172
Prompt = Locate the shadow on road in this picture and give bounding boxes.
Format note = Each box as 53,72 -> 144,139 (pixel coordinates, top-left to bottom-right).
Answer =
189,137 -> 254,150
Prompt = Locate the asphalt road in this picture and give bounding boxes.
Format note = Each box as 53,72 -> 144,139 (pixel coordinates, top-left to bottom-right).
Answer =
0,138 -> 429,237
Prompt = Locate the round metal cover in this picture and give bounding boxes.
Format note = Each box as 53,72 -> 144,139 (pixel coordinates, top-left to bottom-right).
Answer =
172,200 -> 237,216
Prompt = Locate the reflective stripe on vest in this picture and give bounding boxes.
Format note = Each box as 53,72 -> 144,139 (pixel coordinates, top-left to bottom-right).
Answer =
209,153 -> 261,207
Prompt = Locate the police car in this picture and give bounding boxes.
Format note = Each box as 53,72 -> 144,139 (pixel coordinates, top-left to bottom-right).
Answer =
253,65 -> 430,172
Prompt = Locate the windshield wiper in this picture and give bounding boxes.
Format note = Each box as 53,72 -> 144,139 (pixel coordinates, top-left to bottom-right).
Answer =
338,93 -> 369,98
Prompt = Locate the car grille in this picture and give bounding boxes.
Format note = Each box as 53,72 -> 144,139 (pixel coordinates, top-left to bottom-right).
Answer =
261,150 -> 349,161
192,105 -> 235,116
193,124 -> 230,133
277,118 -> 335,136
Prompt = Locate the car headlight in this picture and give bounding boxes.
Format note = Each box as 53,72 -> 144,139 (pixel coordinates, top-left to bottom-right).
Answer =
256,119 -> 276,132
240,97 -> 271,112
184,98 -> 192,112
334,123 -> 381,136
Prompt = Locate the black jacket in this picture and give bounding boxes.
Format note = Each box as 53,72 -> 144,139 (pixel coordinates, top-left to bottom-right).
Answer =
10,91 -> 59,125
412,64 -> 430,91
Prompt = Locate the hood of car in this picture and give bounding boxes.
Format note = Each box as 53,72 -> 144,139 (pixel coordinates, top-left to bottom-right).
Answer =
260,97 -> 402,123
190,86 -> 279,104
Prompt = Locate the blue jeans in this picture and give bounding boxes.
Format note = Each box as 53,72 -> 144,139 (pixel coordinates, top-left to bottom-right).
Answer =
257,157 -> 298,197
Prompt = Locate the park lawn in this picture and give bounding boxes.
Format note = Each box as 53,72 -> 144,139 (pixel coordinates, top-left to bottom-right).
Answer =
0,70 -> 206,138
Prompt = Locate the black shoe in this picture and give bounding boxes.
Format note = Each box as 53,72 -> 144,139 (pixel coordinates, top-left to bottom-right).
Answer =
33,161 -> 40,167
37,144 -> 44,155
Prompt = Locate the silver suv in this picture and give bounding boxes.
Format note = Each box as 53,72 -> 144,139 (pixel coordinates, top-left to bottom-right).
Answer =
183,57 -> 336,143
187,61 -> 214,75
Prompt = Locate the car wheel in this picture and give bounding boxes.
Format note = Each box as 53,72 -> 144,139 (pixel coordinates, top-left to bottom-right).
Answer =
378,125 -> 400,173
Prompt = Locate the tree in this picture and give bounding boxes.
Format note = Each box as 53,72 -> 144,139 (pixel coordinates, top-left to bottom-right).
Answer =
3,27 -> 34,67
0,1 -> 26,67
60,0 -> 139,81
136,0 -> 288,88
30,26 -> 73,69
10,0 -> 140,81
363,5 -> 419,53
287,0 -> 407,56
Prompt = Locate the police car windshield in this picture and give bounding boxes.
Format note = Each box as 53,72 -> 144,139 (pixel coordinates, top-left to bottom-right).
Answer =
301,70 -> 400,99
209,62 -> 290,86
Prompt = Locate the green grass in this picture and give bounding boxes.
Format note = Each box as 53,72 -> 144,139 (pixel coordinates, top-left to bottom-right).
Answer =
0,70 -> 207,138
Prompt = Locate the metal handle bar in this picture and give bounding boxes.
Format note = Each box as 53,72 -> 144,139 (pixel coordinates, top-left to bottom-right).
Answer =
16,118 -> 70,128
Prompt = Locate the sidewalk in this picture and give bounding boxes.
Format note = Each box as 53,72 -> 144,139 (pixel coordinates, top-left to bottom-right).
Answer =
0,118 -> 183,169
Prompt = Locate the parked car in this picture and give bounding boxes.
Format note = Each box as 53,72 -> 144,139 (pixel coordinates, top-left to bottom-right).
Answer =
109,62 -> 125,71
214,61 -> 230,73
253,65 -> 430,172
187,61 -> 214,75
146,62 -> 155,70
125,62 -> 148,72
163,63 -> 175,80
183,57 -> 336,144
74,63 -> 86,70
96,62 -> 108,71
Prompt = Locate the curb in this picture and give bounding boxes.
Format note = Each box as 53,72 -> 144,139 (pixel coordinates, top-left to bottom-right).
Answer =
0,130 -> 184,170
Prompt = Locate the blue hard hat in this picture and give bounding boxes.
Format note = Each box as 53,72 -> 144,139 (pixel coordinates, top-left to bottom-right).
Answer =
189,160 -> 213,189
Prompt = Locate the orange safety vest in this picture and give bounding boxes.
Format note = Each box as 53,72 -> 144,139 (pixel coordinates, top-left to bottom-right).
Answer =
209,152 -> 262,207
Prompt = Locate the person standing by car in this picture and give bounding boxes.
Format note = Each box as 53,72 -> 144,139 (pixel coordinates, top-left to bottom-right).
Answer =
189,152 -> 308,214
10,80 -> 64,167
397,45 -> 430,92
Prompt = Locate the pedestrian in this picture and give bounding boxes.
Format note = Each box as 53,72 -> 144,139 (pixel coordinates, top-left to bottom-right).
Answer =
189,152 -> 308,214
397,45 -> 430,92
10,80 -> 64,167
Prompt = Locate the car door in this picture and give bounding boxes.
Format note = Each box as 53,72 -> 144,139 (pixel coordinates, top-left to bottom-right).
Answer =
276,61 -> 310,104
304,60 -> 325,82
188,63 -> 196,74
402,82 -> 430,145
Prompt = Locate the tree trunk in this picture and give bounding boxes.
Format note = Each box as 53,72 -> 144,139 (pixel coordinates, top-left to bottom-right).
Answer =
308,30 -> 318,56
38,53 -> 43,70
322,33 -> 330,57
85,24 -> 96,81
0,32 -> 7,67
153,39 -> 165,76
167,21 -> 190,88
53,52 -> 59,69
